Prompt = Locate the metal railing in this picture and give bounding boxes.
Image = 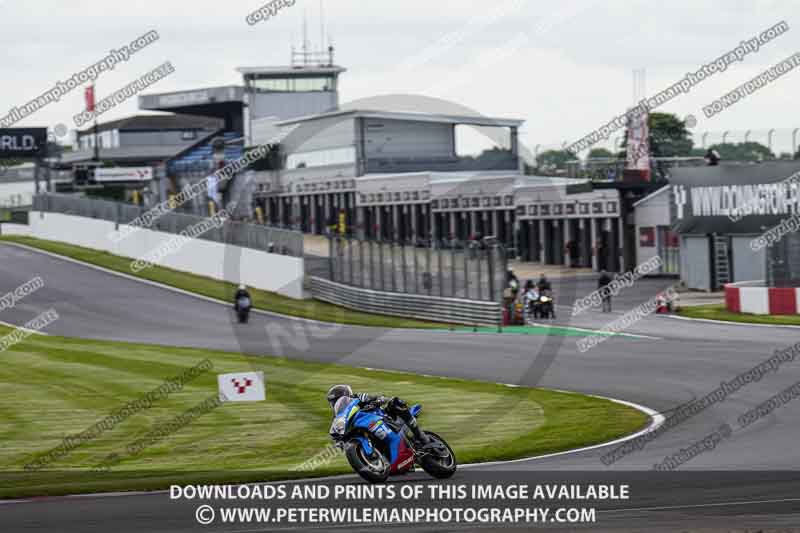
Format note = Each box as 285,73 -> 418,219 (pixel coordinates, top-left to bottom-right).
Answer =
310,277 -> 502,326
327,236 -> 507,303
32,193 -> 304,257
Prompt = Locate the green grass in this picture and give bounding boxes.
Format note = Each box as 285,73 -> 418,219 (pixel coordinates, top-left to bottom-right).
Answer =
0,328 -> 648,498
679,304 -> 800,326
0,235 -> 445,329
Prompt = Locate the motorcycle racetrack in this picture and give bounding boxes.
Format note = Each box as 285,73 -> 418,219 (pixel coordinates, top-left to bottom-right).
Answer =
1,242 -> 800,531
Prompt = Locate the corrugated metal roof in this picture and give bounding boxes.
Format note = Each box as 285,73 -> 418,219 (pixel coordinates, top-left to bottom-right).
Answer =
59,144 -> 194,165
76,114 -> 223,135
277,109 -> 525,128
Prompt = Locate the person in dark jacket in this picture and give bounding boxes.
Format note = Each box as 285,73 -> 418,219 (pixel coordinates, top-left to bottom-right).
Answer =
536,274 -> 551,292
597,270 -> 613,312
705,148 -> 721,166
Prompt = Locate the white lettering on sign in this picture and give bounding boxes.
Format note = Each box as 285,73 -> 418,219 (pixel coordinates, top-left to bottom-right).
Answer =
673,182 -> 800,219
0,135 -> 38,152
158,91 -> 210,107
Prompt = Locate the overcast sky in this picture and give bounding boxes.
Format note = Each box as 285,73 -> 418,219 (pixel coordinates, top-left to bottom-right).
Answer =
2,0 -> 799,155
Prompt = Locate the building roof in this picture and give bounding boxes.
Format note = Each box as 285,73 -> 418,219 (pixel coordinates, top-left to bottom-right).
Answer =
632,184 -> 670,207
276,109 -> 525,128
513,176 -> 591,189
77,114 -> 223,135
236,65 -> 346,76
59,144 -> 196,165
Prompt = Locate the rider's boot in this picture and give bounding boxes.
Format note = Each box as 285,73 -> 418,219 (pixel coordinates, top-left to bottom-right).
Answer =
390,398 -> 432,446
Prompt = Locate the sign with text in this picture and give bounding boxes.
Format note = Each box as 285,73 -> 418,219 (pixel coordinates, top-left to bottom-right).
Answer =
94,167 -> 153,182
0,128 -> 47,158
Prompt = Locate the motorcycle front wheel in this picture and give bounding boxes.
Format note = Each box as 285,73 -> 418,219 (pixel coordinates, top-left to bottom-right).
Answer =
418,431 -> 457,479
345,439 -> 390,483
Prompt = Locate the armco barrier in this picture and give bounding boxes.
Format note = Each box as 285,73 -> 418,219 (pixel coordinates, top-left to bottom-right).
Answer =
310,276 -> 501,326
725,280 -> 800,315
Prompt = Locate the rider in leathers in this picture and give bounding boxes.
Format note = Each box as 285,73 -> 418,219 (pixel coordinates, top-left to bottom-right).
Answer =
326,384 -> 432,447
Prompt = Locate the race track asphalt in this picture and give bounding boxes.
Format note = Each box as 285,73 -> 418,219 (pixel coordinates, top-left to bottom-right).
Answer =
1,242 -> 799,532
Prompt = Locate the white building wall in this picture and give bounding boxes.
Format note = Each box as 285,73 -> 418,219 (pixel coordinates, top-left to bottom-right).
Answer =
634,188 -> 671,267
0,181 -> 36,207
10,212 -> 304,299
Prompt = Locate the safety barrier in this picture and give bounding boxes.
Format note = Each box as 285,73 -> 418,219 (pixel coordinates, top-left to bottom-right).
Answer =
725,280 -> 800,315
32,193 -> 304,257
310,276 -> 501,326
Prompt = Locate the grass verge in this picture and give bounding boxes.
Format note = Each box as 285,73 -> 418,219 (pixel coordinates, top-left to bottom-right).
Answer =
0,235 -> 444,329
678,304 -> 800,326
0,328 -> 648,498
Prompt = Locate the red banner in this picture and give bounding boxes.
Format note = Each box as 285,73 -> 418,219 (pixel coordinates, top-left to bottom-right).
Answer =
84,85 -> 95,112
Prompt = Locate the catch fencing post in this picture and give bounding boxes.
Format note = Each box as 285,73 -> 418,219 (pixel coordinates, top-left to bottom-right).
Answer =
368,240 -> 375,289
391,243 -> 398,292
401,244 -> 408,293
413,244 -> 419,294
488,245 -> 496,304
438,247 -> 444,297
359,240 -> 365,287
348,237 -> 354,284
426,246 -> 432,296
328,235 -> 334,281
464,245 -> 469,300
379,240 -> 385,291
477,246 -> 483,301
451,247 -> 457,298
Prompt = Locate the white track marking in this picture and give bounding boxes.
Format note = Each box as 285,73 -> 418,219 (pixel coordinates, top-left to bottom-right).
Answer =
0,319 -> 49,335
667,312 -> 800,329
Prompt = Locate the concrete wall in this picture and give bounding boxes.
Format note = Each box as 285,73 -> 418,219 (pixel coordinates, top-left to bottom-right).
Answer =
7,212 -> 304,299
634,188 -> 671,269
1,223 -> 31,236
0,180 -> 36,207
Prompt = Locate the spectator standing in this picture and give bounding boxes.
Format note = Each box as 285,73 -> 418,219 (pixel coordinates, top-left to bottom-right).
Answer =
598,270 -> 613,312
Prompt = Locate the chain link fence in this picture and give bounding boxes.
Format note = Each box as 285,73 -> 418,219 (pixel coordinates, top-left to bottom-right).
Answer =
32,193 -> 304,257
328,237 -> 507,302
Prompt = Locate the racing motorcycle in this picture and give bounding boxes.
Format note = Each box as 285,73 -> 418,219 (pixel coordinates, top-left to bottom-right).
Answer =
235,295 -> 252,323
329,397 -> 457,483
534,290 -> 555,319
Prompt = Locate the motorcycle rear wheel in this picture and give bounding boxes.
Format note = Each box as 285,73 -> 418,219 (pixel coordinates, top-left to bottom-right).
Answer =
345,439 -> 390,483
418,431 -> 457,479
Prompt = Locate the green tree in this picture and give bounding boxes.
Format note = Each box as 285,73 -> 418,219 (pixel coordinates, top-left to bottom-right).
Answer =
588,148 -> 615,159
536,149 -> 577,170
620,112 -> 694,158
648,112 -> 694,157
709,142 -> 774,161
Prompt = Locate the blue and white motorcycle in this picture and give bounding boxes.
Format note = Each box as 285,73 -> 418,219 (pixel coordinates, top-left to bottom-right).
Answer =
329,397 -> 457,483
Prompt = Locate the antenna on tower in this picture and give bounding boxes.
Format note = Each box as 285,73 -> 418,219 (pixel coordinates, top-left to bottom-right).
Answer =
632,68 -> 646,103
319,0 -> 326,49
302,9 -> 309,58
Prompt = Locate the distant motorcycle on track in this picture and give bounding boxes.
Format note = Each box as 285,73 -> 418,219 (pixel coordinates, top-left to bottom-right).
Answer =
235,295 -> 252,323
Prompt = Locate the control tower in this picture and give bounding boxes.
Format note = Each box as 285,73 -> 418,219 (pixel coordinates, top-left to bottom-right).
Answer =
237,47 -> 346,146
